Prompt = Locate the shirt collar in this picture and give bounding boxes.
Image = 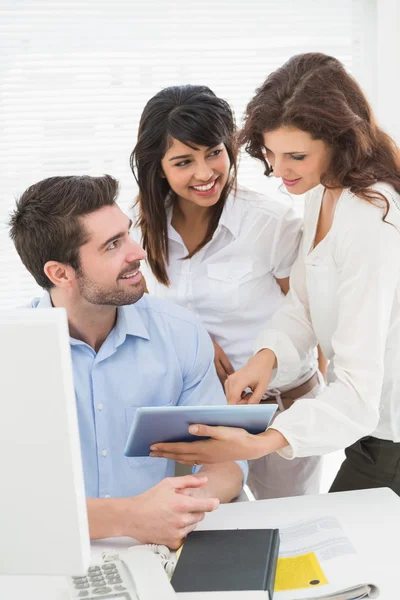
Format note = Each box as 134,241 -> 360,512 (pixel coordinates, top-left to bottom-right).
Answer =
218,191 -> 242,239
115,302 -> 150,341
166,204 -> 183,244
35,292 -> 52,309
35,292 -> 150,347
166,189 -> 241,242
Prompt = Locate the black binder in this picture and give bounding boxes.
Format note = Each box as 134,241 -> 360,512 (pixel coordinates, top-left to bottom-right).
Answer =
171,528 -> 280,598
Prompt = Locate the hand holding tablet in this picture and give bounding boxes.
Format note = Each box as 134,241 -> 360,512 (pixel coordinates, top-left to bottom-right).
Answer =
124,404 -> 277,462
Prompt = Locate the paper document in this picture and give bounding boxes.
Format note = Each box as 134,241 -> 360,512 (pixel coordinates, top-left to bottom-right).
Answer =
274,516 -> 379,600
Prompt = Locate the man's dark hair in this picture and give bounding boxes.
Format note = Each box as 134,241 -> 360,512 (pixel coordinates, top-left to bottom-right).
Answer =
9,174 -> 119,289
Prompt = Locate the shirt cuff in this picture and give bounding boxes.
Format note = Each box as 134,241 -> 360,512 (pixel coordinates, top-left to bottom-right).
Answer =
271,266 -> 293,279
254,329 -> 302,388
267,425 -> 297,459
236,460 -> 248,485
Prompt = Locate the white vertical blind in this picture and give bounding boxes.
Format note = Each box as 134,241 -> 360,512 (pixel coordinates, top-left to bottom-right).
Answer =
376,0 -> 400,143
1,0 -> 371,308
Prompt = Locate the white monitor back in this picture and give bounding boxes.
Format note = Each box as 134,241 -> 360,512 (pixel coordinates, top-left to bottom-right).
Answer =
0,308 -> 90,575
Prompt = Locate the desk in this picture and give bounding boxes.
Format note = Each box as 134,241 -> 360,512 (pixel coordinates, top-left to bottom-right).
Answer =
1,488 -> 399,599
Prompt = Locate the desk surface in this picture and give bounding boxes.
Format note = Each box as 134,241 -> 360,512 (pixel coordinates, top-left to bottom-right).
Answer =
1,487 -> 399,600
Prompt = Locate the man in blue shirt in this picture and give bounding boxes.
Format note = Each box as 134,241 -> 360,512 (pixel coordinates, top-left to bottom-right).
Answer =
10,174 -> 246,548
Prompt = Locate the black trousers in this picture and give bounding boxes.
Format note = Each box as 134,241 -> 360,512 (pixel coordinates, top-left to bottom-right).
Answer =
329,436 -> 400,497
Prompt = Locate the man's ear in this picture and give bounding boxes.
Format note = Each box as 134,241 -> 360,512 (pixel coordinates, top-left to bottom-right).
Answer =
44,261 -> 76,288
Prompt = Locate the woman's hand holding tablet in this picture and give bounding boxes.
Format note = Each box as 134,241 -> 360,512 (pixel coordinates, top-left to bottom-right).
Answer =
124,404 -> 279,462
150,422 -> 288,465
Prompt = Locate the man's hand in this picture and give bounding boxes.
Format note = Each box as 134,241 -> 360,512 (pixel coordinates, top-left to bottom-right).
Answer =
122,475 -> 219,549
224,349 -> 276,404
213,341 -> 234,384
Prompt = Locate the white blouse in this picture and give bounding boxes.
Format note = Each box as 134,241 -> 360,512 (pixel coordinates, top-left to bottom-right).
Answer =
256,183 -> 400,457
135,185 -> 316,380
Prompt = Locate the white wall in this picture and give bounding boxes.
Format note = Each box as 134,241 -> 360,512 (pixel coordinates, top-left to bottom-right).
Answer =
376,0 -> 400,143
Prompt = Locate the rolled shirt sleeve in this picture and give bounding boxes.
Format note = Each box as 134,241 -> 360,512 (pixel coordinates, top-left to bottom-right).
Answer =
269,206 -> 303,279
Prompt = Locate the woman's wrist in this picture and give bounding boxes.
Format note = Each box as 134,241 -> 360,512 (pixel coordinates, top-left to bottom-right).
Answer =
250,428 -> 289,460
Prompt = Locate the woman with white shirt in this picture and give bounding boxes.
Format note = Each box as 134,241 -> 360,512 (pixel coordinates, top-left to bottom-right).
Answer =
149,54 -> 400,495
130,84 -> 323,499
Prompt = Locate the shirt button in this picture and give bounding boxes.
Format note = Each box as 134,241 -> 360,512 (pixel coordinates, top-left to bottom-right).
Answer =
104,494 -> 111,498
101,449 -> 108,457
97,404 -> 103,411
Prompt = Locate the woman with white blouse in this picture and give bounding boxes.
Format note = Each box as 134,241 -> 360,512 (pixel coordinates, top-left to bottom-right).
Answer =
130,84 -> 323,499
149,54 -> 400,496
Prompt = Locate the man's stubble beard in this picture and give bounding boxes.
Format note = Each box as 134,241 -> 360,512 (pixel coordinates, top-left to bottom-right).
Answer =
76,273 -> 145,307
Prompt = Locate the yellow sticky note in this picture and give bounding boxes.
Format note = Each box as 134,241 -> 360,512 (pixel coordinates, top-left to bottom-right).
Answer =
274,552 -> 328,591
175,544 -> 184,562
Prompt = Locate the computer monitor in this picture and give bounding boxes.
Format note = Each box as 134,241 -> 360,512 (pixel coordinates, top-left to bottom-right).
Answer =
0,308 -> 90,575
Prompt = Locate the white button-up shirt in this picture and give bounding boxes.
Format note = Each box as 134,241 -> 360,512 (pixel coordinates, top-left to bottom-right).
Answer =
136,186 -> 316,381
256,183 -> 400,457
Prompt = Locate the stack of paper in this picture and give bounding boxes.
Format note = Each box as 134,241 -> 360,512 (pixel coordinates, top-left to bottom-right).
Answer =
274,516 -> 379,600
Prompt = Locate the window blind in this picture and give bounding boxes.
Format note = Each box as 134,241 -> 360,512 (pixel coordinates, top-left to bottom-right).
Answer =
0,0 -> 370,308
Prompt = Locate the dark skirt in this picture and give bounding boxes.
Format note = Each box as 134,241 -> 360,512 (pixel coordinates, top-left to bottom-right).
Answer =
329,436 -> 400,496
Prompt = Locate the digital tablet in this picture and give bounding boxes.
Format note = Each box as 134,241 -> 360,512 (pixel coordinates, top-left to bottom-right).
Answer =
124,404 -> 277,457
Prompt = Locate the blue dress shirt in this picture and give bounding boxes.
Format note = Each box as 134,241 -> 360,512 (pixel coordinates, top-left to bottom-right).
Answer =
32,293 -> 247,498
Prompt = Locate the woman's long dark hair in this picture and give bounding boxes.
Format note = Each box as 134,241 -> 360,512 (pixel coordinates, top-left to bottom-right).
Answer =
239,52 -> 400,214
130,85 -> 237,285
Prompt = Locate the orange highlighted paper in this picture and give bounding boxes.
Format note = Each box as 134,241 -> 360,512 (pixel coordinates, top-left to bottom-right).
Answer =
275,551 -> 328,592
